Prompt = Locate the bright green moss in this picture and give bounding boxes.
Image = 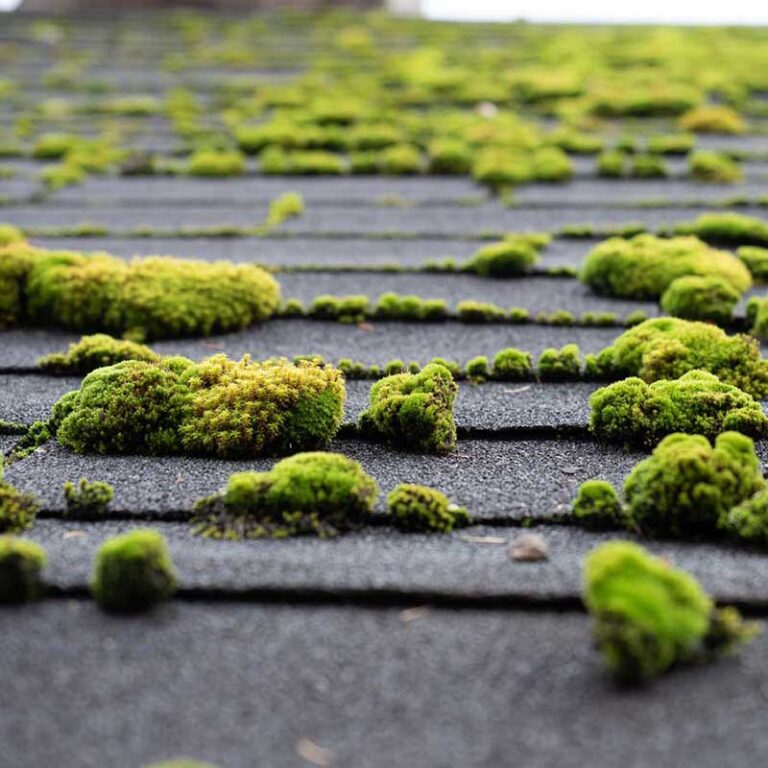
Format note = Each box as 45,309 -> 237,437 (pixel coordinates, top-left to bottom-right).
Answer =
492,348 -> 533,380
456,300 -> 506,323
187,149 -> 246,177
264,192 -> 304,227
0,536 -> 46,603
387,484 -> 469,533
463,240 -> 539,277
537,344 -> 581,381
31,132 -> 80,159
0,243 -> 279,340
38,334 -> 160,374
0,224 -> 24,247
359,363 -> 458,454
624,432 -> 764,537
722,489 -> 768,547
583,541 -> 756,682
91,529 -> 177,612
0,481 -> 40,534
427,139 -> 472,174
378,144 -> 423,175
659,275 -> 740,324
675,213 -> 768,246
580,234 -> 751,300
260,148 -> 345,175
631,154 -> 667,178
375,293 -> 448,321
55,355 -> 345,458
192,452 -> 378,538
64,478 -> 114,516
309,295 -> 370,323
590,370 -> 768,446
596,150 -> 626,178
647,134 -> 695,155
571,480 -> 625,529
588,318 -> 768,398
678,105 -> 746,134
531,146 -> 573,181
737,246 -> 768,282
465,355 -> 489,381
689,151 -> 742,183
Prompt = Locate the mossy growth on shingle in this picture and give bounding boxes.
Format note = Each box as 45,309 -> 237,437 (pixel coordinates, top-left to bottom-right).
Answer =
375,293 -> 448,321
456,300 -> 506,323
64,478 -> 114,516
0,224 -> 24,247
309,294 -> 369,323
54,355 -> 345,458
187,148 -> 246,177
359,363 -> 458,453
659,275 -> 739,324
492,347 -> 534,381
586,318 -> 768,398
590,370 -> 768,446
631,153 -> 667,178
737,246 -> 768,283
678,105 -> 746,134
377,144 -> 423,175
624,432 -> 764,538
580,234 -> 751,300
91,529 -> 177,613
674,213 -> 768,247
264,191 -> 304,227
721,489 -> 768,548
0,536 -> 46,603
0,243 -> 280,339
462,239 -> 540,277
537,344 -> 581,381
688,151 -> 742,183
0,478 -> 40,534
596,150 -> 626,178
583,541 -> 757,683
571,480 -> 626,529
747,296 -> 768,341
387,484 -> 469,533
38,334 -> 160,374
427,139 -> 472,174
192,452 -> 378,539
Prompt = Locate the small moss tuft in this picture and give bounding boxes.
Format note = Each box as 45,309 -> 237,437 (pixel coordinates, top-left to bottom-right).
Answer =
537,344 -> 581,381
737,246 -> 768,283
187,149 -> 246,177
659,275 -> 739,324
674,213 -> 768,247
64,478 -> 114,516
38,334 -> 160,374
492,347 -> 534,381
689,150 -> 742,183
463,239 -> 539,277
571,480 -> 625,529
387,484 -> 469,533
678,105 -> 746,134
0,480 -> 40,534
722,489 -> 768,547
0,536 -> 46,603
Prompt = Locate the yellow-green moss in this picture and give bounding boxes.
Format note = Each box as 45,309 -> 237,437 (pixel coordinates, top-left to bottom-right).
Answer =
38,334 -> 160,374
0,481 -> 40,534
659,275 -> 739,324
571,480 -> 625,529
63,478 -> 114,516
387,483 -> 469,533
463,240 -> 539,277
0,536 -> 46,603
678,105 -> 746,134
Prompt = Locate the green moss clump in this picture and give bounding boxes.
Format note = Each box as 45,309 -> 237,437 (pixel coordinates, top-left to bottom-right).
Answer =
31,132 -> 80,159
537,344 -> 581,381
580,234 -> 751,300
674,213 -> 768,246
64,478 -> 114,516
596,150 -> 626,178
0,224 -> 24,247
571,480 -> 625,529
463,240 -> 539,277
465,355 -> 489,381
456,300 -> 506,323
590,370 -> 768,446
689,151 -> 742,183
737,246 -> 768,283
187,149 -> 246,177
265,192 -> 304,227
427,139 -> 471,174
647,134 -> 695,155
631,154 -> 667,178
192,452 -> 378,539
678,105 -> 746,134
0,536 -> 46,603
377,144 -> 423,175
309,294 -> 370,323
0,480 -> 40,534
375,293 -> 448,321
54,355 -> 345,458
722,489 -> 768,547
659,275 -> 740,324
260,148 -> 344,175
624,432 -> 764,537
359,363 -> 458,454
387,484 -> 469,533
583,541 -> 756,682
91,529 -> 177,612
492,348 -> 533,380
748,296 -> 768,340
1,243 -> 280,340
588,318 -> 768,398
38,334 -> 160,374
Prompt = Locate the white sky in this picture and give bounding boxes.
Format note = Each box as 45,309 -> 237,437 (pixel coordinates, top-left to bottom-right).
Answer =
1,0 -> 767,23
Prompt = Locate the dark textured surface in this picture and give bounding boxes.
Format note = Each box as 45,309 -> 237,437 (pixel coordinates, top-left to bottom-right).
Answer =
0,374 -> 80,424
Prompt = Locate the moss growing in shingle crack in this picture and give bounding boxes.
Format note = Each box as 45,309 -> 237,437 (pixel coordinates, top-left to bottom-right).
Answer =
737,246 -> 768,283
375,293 -> 448,321
659,275 -> 740,324
465,355 -> 490,382
31,132 -> 80,159
427,139 -> 472,174
456,300 -> 507,323
359,363 -> 457,454
0,536 -> 46,604
492,348 -> 534,381
192,452 -> 378,539
596,150 -> 627,178
647,134 -> 695,155
55,355 -> 345,458
583,541 -> 757,683
586,318 -> 768,398
625,432 -> 764,538
689,151 -> 742,184
260,148 -> 345,176
674,213 -> 768,247
580,234 -> 751,300
387,484 -> 469,533
1,243 -> 280,340
721,489 -> 768,548
537,344 -> 581,381
462,239 -> 540,277
631,154 -> 667,179
678,105 -> 746,135
38,334 -> 160,374
0,224 -> 24,247
571,480 -> 626,529
309,294 -> 370,324
264,192 -> 304,228
91,529 -> 177,613
0,479 -> 40,534
187,149 -> 246,177
377,144 -> 423,175
64,478 -> 114,516
590,371 -> 768,447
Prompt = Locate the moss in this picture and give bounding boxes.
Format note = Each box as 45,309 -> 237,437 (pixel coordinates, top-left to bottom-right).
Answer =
64,478 -> 114,516
1,243 -> 280,340
492,348 -> 533,380
377,144 -> 423,175
583,541 -> 756,682
659,275 -> 740,324
375,293 -> 448,321
589,317 -> 768,398
462,239 -> 539,277
689,151 -> 742,183
260,148 -> 345,175
465,355 -> 489,381
596,150 -> 626,178
456,300 -> 506,323
359,363 -> 457,453
580,311 -> 618,327
38,334 -> 160,374
571,480 -> 625,529
538,344 -> 581,381
624,432 -> 764,537
590,370 -> 768,446
0,536 -> 46,603
427,139 -> 471,174
647,134 -> 695,155
537,310 -> 575,326
387,484 -> 469,533
31,132 -> 80,159
678,105 -> 746,134
580,234 -> 751,300
309,294 -> 369,323
264,192 -> 304,227
192,452 -> 378,539
675,213 -> 768,246
55,355 -> 345,458
531,146 -> 573,181
91,529 -> 177,612
722,489 -> 768,547
0,224 -> 24,247
39,162 -> 86,191
187,149 -> 245,177
0,480 -> 40,534
737,246 -> 768,282
631,154 -> 667,178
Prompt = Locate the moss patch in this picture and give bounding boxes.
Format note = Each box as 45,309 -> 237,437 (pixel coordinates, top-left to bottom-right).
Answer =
0,536 -> 46,603
387,484 -> 469,533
